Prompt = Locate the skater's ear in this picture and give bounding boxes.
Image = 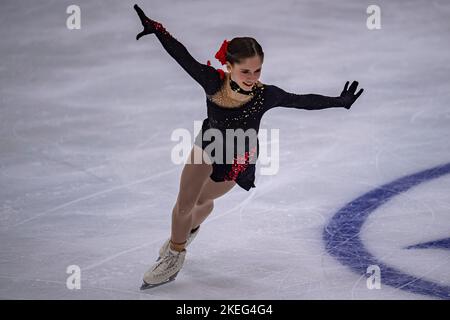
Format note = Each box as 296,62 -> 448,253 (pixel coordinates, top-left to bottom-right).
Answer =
226,61 -> 232,72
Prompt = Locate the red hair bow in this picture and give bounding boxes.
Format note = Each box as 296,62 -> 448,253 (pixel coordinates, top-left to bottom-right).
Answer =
214,40 -> 229,65
206,40 -> 228,80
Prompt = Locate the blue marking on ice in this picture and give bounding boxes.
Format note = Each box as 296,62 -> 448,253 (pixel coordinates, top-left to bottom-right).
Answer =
406,237 -> 450,250
323,162 -> 450,300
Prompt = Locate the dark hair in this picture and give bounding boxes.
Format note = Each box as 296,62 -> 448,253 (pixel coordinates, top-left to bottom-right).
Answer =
226,37 -> 264,65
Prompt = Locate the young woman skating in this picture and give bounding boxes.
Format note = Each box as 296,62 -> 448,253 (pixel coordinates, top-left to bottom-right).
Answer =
133,4 -> 364,289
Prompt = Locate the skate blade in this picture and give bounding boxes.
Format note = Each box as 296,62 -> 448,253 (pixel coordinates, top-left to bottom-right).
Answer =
140,272 -> 179,290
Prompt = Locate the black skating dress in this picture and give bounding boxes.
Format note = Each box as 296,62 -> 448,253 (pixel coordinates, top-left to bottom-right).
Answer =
152,24 -> 349,191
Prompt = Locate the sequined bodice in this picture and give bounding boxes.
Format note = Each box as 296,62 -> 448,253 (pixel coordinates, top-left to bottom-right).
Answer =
206,74 -> 267,130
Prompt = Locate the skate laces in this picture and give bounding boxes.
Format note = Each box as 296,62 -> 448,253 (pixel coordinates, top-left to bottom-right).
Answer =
153,249 -> 181,272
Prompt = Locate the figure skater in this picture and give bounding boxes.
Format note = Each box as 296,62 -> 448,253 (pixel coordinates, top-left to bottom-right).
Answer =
133,4 -> 364,289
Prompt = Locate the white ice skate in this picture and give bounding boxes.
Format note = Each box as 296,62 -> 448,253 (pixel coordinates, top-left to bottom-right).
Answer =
140,247 -> 186,290
156,226 -> 200,261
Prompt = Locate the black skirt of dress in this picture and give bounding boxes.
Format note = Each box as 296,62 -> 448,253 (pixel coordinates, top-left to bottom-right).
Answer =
194,118 -> 256,191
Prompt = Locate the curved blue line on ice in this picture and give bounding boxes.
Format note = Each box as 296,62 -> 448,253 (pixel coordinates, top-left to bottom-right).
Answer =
406,237 -> 450,250
323,162 -> 450,300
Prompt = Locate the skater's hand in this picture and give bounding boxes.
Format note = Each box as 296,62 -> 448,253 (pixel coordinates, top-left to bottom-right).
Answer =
134,4 -> 157,40
339,81 -> 364,109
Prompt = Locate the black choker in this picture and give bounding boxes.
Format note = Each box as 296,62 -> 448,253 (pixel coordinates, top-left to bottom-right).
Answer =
229,77 -> 256,96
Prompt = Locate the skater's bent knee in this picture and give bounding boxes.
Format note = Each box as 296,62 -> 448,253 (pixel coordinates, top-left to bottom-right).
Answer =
195,198 -> 214,209
176,199 -> 196,216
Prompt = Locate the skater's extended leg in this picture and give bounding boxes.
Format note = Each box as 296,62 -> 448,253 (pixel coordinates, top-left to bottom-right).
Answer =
189,200 -> 214,231
190,178 -> 236,229
157,178 -> 236,260
170,145 -> 212,246
141,146 -> 212,289
142,146 -> 239,289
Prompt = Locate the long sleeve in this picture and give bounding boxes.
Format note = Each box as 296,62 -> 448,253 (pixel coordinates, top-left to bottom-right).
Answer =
153,26 -> 222,95
263,84 -> 346,112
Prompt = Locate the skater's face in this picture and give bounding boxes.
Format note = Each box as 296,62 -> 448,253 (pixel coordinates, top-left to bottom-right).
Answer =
226,55 -> 263,91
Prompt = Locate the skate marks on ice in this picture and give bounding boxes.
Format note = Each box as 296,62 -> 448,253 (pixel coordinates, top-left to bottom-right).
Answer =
8,166 -> 178,229
323,162 -> 450,300
0,272 -> 150,299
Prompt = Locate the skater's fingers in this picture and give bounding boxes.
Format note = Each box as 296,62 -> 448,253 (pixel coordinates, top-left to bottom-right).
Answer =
355,88 -> 364,99
349,81 -> 358,94
136,30 -> 146,40
341,81 -> 349,95
134,4 -> 148,22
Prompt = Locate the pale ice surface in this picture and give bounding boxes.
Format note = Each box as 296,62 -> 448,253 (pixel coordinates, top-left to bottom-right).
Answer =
1,0 -> 450,300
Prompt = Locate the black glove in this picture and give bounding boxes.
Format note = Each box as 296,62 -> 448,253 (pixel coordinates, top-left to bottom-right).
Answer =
134,4 -> 158,40
340,81 -> 364,109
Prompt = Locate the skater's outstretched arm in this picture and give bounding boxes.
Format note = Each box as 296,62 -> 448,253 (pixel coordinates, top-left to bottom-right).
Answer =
264,81 -> 364,112
134,4 -> 221,95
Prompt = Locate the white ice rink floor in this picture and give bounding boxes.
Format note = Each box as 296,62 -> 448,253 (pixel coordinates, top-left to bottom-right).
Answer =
1,0 -> 449,299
